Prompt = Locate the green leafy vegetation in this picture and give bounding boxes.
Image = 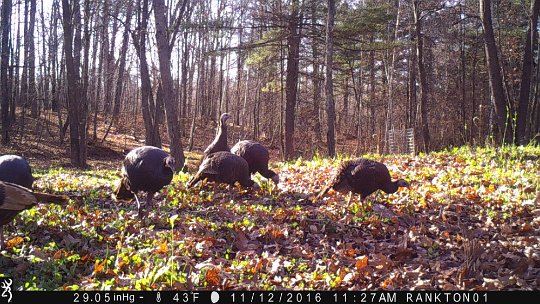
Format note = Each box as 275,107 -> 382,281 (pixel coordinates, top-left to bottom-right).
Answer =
1,146 -> 539,290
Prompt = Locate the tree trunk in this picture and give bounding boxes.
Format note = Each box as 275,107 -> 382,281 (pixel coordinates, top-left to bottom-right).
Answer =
342,77 -> 349,132
102,5 -> 132,142
153,0 -> 186,170
349,56 -> 363,153
20,0 -> 29,115
516,0 -> 540,145
413,0 -> 430,151
532,95 -> 539,141
284,0 -> 301,160
0,0 -> 11,144
235,17 -> 244,127
385,0 -> 401,152
104,2 -> 119,114
89,1 -> 100,142
62,0 -> 86,167
479,0 -> 512,144
311,0 -> 321,142
39,0 -> 49,113
180,29 -> 190,126
133,0 -> 160,147
49,0 -> 59,114
10,1 -> 20,122
407,27 -> 417,130
28,0 -> 37,118
325,0 -> 336,157
369,34 -> 376,147
534,41 -> 540,139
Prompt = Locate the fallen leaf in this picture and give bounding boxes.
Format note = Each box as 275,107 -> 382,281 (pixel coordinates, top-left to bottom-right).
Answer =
355,256 -> 368,270
6,236 -> 24,248
206,268 -> 221,286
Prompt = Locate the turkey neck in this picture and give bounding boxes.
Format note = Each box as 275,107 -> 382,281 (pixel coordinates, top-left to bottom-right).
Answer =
216,120 -> 228,147
381,180 -> 400,194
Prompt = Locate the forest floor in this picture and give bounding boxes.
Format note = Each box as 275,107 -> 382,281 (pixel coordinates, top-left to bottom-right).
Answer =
0,113 -> 539,290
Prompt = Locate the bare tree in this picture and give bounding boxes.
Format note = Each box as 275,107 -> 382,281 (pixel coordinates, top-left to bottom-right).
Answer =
413,0 -> 430,150
325,0 -> 336,157
284,0 -> 301,159
479,0 -> 512,143
62,0 -> 86,167
103,4 -> 133,142
407,22 -> 417,130
0,0 -> 11,144
516,0 -> 540,145
28,0 -> 37,118
132,0 -> 161,147
310,0 -> 322,144
153,0 -> 188,170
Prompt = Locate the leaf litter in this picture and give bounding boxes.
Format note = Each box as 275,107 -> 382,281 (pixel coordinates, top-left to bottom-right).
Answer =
0,146 -> 538,290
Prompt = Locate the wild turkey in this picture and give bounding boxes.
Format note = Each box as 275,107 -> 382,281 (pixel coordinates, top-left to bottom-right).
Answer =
112,146 -> 175,218
187,151 -> 259,189
203,113 -> 230,157
0,181 -> 68,249
0,154 -> 34,250
316,158 -> 409,202
0,155 -> 34,189
231,140 -> 279,184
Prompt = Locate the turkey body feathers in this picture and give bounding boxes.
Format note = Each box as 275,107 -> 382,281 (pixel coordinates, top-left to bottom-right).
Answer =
317,158 -> 408,201
0,155 -> 34,189
0,156 -> 35,249
120,146 -> 174,194
188,151 -> 257,188
112,146 -> 174,219
231,140 -> 279,184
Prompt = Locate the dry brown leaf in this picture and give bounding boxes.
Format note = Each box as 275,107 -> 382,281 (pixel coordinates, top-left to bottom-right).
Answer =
355,256 -> 368,270
6,236 -> 24,248
93,260 -> 106,275
206,267 -> 221,286
154,241 -> 169,254
234,230 -> 249,251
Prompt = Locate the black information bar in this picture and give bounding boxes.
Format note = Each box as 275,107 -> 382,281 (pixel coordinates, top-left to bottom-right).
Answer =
2,291 -> 538,304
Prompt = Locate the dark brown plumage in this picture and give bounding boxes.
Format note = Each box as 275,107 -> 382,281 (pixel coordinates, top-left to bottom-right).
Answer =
187,151 -> 258,188
231,140 -> 279,184
0,155 -> 34,189
204,113 -> 230,157
112,146 -> 175,218
0,154 -> 35,250
0,181 -> 68,249
316,158 -> 409,202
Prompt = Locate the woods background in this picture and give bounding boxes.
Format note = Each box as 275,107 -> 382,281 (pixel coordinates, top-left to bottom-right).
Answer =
0,0 -> 539,169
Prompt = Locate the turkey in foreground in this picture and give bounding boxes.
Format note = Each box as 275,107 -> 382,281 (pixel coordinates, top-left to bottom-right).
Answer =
112,146 -> 175,218
0,181 -> 68,249
231,140 -> 279,184
203,113 -> 230,158
315,158 -> 409,202
187,151 -> 259,189
0,154 -> 34,189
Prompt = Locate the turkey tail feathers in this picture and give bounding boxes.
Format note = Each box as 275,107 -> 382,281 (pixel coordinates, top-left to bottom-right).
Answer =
1,181 -> 68,209
112,178 -> 134,201
32,192 -> 69,204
